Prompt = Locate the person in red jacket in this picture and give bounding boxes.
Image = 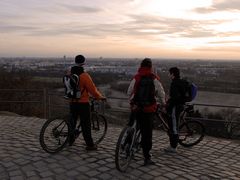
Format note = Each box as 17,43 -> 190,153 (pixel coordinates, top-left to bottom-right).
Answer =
127,58 -> 165,166
68,54 -> 105,150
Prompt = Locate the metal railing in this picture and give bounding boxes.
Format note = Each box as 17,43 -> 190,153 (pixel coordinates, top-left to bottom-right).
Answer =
107,96 -> 240,118
106,97 -> 240,139
0,89 -> 239,138
0,89 -> 48,118
0,89 -> 239,120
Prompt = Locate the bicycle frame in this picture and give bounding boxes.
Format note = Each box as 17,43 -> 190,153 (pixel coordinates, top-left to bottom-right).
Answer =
74,99 -> 103,132
155,104 -> 194,132
155,110 -> 169,131
40,98 -> 107,153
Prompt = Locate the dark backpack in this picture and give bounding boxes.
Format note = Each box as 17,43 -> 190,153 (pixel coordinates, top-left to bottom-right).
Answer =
133,76 -> 156,106
181,79 -> 198,102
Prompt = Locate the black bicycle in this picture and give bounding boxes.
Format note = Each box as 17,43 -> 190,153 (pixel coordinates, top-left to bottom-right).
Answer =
39,99 -> 107,154
115,112 -> 141,172
115,104 -> 205,172
156,104 -> 205,147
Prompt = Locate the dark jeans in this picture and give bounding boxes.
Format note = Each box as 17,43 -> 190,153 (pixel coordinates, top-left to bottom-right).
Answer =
136,112 -> 154,159
167,105 -> 184,148
69,102 -> 94,147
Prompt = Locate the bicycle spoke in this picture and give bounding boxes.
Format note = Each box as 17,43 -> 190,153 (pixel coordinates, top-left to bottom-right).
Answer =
115,126 -> 138,172
179,120 -> 204,147
91,114 -> 107,144
40,118 -> 70,153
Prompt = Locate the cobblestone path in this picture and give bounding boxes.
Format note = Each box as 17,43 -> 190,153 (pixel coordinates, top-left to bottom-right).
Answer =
0,116 -> 239,180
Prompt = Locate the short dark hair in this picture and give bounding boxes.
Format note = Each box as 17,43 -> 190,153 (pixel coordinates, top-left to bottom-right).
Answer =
141,58 -> 152,68
169,67 -> 180,78
75,54 -> 85,65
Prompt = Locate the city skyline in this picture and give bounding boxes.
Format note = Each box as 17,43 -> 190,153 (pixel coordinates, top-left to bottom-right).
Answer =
0,0 -> 240,60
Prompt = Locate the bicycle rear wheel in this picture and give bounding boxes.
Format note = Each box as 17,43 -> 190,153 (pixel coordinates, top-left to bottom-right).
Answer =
179,120 -> 205,147
115,126 -> 134,172
39,118 -> 70,153
91,113 -> 107,144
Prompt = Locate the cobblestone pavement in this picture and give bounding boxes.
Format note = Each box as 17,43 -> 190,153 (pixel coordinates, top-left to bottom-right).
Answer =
0,115 -> 240,180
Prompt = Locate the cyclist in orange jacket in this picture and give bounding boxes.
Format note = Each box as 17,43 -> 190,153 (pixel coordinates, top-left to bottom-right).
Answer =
68,54 -> 105,150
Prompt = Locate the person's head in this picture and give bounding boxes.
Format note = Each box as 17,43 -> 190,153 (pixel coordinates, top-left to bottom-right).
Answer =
169,67 -> 180,79
75,54 -> 85,66
140,58 -> 152,68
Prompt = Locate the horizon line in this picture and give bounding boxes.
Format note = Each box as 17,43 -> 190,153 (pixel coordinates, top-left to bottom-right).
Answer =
1,56 -> 240,62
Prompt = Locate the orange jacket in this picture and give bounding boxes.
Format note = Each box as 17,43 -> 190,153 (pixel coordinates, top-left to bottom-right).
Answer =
71,72 -> 103,103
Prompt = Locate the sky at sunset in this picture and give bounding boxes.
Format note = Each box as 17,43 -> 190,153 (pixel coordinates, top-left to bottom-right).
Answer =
0,0 -> 240,60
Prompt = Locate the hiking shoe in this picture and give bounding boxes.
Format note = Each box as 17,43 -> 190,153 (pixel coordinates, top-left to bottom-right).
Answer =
143,158 -> 155,166
85,144 -> 98,151
164,146 -> 177,153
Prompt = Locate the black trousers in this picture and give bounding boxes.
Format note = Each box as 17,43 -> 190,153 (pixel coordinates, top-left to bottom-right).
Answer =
136,112 -> 154,159
69,102 -> 94,147
167,105 -> 184,148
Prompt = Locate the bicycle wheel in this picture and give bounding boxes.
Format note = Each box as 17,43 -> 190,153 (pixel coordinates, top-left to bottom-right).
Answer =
39,118 -> 70,153
91,113 -> 107,144
179,120 -> 205,147
115,126 -> 134,172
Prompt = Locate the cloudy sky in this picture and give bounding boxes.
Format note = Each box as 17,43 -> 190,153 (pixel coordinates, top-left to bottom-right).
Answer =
0,0 -> 240,60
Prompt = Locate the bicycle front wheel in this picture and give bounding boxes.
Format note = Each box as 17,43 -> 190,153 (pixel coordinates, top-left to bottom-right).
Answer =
179,120 -> 205,147
39,118 -> 70,153
115,126 -> 134,172
91,113 -> 107,144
